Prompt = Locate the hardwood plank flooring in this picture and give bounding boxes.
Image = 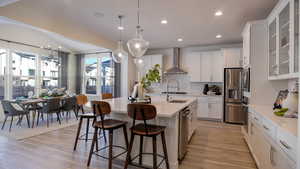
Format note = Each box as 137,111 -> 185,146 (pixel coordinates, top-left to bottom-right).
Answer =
0,120 -> 256,169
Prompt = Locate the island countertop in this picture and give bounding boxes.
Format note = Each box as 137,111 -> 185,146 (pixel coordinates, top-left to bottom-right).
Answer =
85,96 -> 197,118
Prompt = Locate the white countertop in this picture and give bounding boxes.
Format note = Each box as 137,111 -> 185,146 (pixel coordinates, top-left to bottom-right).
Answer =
85,96 -> 197,118
249,104 -> 298,137
146,92 -> 223,97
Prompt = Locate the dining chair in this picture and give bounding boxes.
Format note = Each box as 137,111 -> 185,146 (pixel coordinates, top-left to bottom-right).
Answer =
124,103 -> 170,169
61,96 -> 78,121
1,100 -> 30,132
37,98 -> 62,127
102,93 -> 113,100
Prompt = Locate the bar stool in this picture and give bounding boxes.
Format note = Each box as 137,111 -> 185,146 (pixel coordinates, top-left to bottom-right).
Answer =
87,101 -> 129,169
124,103 -> 170,169
73,95 -> 106,151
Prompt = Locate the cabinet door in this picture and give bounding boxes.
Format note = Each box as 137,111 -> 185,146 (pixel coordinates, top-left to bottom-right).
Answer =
242,23 -> 251,67
186,52 -> 201,82
197,97 -> 209,118
211,51 -> 224,82
269,19 -> 278,76
278,2 -> 290,75
200,52 -> 212,82
223,48 -> 242,68
293,0 -> 299,73
208,102 -> 223,120
271,145 -> 296,169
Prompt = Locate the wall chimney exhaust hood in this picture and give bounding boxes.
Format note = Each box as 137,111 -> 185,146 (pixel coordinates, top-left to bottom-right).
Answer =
164,47 -> 187,75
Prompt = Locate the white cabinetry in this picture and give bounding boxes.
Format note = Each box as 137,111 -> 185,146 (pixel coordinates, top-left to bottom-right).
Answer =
246,110 -> 296,169
267,0 -> 299,80
139,54 -> 163,78
222,48 -> 242,68
185,52 -> 201,82
242,23 -> 251,68
186,51 -> 224,82
197,96 -> 223,120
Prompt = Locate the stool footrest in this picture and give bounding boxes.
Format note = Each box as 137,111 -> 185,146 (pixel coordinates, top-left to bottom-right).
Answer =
78,132 -> 105,141
129,152 -> 166,169
92,145 -> 127,160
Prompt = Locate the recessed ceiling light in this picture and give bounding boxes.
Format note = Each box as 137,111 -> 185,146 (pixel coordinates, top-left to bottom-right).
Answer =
161,19 -> 168,24
216,34 -> 222,38
177,38 -> 183,42
118,26 -> 124,30
58,46 -> 62,49
215,10 -> 223,16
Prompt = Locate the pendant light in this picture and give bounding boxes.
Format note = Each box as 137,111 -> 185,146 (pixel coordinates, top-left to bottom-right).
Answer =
127,0 -> 149,58
113,15 -> 128,63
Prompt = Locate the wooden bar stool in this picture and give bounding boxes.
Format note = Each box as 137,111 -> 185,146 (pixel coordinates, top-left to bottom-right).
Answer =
73,95 -> 106,151
124,103 -> 170,169
87,101 -> 129,169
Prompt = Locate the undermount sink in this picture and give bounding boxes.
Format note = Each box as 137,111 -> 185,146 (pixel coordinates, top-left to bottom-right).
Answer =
168,100 -> 187,103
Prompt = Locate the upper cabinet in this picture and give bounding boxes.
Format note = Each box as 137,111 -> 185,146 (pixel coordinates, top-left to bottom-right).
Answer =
267,0 -> 299,80
242,23 -> 251,68
185,51 -> 224,83
222,48 -> 242,68
139,54 -> 163,79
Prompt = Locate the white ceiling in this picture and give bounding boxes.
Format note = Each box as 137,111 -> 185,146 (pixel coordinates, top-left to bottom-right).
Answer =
2,0 -> 278,49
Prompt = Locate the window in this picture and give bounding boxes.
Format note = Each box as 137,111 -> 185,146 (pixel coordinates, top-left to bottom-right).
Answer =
0,49 -> 7,100
83,53 -> 117,96
11,52 -> 36,99
101,55 -> 115,94
84,57 -> 97,94
41,55 -> 59,90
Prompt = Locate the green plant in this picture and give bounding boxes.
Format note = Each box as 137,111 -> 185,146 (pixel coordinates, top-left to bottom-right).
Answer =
141,64 -> 161,89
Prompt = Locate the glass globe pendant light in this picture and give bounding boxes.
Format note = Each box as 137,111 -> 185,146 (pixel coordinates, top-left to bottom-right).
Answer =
127,0 -> 149,58
112,15 -> 128,63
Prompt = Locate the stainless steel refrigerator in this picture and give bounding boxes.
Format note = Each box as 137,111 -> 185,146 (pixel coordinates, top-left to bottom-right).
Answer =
224,68 -> 246,124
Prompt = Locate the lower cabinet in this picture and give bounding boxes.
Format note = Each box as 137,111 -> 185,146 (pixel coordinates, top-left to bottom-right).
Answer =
197,97 -> 223,120
248,114 -> 296,169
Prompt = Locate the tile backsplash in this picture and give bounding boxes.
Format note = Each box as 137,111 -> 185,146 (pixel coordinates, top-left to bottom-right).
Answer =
149,74 -> 223,94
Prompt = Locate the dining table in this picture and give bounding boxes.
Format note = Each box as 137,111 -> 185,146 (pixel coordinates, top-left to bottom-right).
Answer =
20,96 -> 68,128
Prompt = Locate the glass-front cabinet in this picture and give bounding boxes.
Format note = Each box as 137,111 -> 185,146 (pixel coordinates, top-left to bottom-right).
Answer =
268,0 -> 299,80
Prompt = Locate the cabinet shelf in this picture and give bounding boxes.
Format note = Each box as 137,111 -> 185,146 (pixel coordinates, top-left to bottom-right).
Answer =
280,43 -> 289,49
280,21 -> 290,29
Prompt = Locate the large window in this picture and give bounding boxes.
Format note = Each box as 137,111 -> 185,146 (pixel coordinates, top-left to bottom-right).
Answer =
11,52 -> 36,99
83,53 -> 117,96
0,49 -> 7,100
41,55 -> 59,90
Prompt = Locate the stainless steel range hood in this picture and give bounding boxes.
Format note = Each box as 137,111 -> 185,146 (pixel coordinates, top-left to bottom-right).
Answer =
164,47 -> 187,75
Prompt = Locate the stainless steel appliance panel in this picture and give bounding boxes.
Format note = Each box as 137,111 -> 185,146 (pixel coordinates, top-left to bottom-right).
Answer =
178,107 -> 190,161
242,68 -> 250,92
225,68 -> 243,103
225,103 -> 246,124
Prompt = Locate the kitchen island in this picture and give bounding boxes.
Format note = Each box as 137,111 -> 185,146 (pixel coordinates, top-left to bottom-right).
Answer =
85,96 -> 197,169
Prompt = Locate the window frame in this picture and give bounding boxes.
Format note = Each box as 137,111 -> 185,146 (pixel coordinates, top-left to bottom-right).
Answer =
10,50 -> 38,99
82,52 -> 115,97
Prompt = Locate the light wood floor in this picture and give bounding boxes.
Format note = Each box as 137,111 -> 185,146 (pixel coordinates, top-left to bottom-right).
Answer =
0,120 -> 257,169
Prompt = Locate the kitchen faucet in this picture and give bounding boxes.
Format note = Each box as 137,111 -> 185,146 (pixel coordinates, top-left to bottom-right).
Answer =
166,79 -> 180,102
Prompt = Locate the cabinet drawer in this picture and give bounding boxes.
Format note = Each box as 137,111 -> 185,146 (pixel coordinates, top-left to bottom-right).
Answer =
276,127 -> 297,162
208,97 -> 222,103
261,117 -> 276,140
251,111 -> 262,126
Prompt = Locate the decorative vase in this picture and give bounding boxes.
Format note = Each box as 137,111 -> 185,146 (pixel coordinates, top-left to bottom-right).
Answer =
137,82 -> 145,99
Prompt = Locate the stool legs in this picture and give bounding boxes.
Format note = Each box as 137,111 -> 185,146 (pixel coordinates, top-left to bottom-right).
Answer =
85,118 -> 90,142
161,131 -> 170,169
87,127 -> 98,166
108,130 -> 113,169
124,133 -> 135,169
139,136 -> 144,165
73,117 -> 83,151
152,136 -> 157,169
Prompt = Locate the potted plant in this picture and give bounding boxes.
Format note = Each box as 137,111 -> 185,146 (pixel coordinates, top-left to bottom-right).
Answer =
139,64 -> 161,98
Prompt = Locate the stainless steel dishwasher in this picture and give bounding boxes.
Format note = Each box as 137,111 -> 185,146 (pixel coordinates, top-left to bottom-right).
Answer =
178,107 -> 190,162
